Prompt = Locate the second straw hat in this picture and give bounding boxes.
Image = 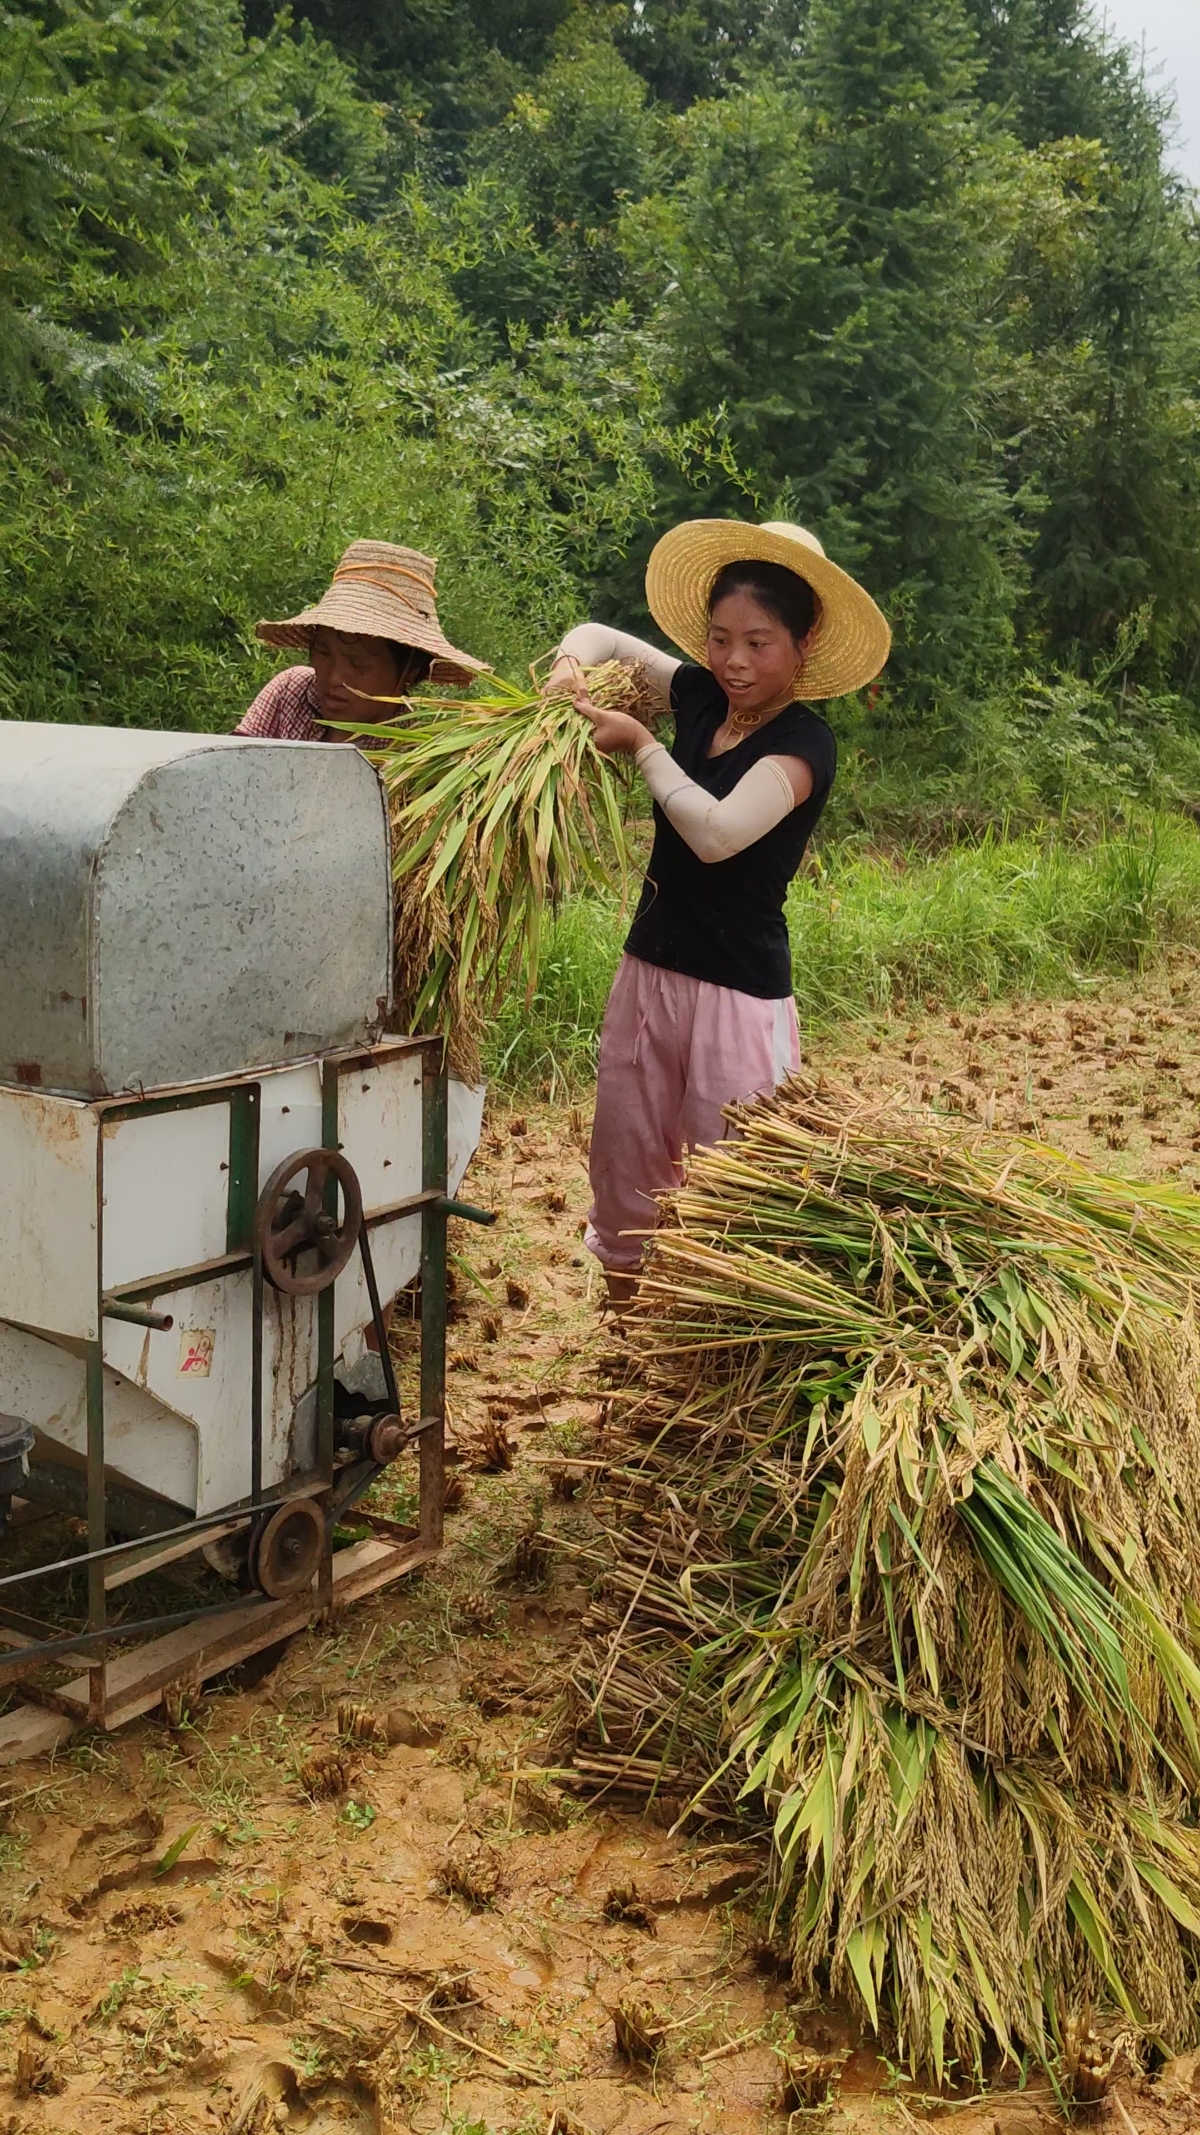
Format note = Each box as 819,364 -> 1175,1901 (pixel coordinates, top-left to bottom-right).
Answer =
645,519 -> 890,701
257,540 -> 486,688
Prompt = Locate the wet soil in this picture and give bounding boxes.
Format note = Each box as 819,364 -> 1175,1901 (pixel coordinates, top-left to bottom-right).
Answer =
818,951 -> 1200,1182
9,961 -> 1200,2133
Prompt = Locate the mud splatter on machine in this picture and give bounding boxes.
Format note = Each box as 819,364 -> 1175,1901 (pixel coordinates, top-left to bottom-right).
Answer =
0,724 -> 489,1759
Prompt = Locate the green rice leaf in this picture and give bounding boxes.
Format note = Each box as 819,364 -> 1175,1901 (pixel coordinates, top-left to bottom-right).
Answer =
844,1927 -> 879,2027
1136,1862 -> 1200,1936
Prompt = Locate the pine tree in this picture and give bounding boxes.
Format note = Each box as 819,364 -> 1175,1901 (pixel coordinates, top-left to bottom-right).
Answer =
795,0 -> 1027,688
614,0 -> 808,111
630,0 -> 1028,693
963,3 -> 1200,678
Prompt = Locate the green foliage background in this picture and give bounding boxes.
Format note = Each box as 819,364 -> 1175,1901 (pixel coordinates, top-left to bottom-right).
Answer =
3,0 -> 1199,748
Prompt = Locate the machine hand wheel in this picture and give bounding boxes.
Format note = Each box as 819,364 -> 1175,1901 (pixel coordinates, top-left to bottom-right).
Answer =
255,1147 -> 363,1296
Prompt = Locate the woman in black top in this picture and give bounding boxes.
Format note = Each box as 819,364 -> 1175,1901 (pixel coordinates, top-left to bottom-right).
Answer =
546,518 -> 890,1301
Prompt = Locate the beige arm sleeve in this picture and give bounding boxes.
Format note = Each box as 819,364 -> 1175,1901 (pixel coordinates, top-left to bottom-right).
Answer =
556,622 -> 679,706
634,743 -> 796,863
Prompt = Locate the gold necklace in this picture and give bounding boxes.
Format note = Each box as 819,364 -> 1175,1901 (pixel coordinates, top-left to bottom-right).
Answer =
724,668 -> 804,736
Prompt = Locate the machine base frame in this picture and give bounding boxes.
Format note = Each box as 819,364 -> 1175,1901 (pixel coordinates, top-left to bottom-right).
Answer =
0,1526 -> 432,1764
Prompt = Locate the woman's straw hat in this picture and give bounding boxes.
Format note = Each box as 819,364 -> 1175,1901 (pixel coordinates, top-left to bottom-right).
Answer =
256,540 -> 486,687
645,519 -> 890,701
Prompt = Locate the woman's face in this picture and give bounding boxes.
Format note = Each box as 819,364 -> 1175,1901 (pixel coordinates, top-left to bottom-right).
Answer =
706,590 -> 809,717
310,629 -> 407,736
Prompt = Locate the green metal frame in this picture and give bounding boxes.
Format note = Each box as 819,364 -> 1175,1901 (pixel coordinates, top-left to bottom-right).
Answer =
419,1043 -> 448,1553
85,1339 -> 106,1724
317,1061 -> 339,1485
226,1084 -> 261,1252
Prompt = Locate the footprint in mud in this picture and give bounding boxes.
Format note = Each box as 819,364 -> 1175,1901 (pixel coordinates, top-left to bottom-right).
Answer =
342,1913 -> 393,1946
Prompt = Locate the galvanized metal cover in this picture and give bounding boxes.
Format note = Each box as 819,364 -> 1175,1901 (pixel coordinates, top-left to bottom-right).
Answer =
0,724 -> 393,1096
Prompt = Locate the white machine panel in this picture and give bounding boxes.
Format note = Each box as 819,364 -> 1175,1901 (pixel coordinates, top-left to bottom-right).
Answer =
257,1062 -> 323,1185
339,1053 -> 424,1212
449,1081 -> 486,1198
101,1100 -> 231,1290
101,1276 -> 256,1510
335,1214 -> 423,1367
0,1088 -> 99,1340
0,1322 -> 199,1510
96,1272 -> 313,1513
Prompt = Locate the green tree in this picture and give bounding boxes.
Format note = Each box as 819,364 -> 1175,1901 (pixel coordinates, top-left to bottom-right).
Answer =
0,0 -> 386,405
797,0 -> 1029,685
625,0 -> 1029,691
450,26 -> 658,336
0,3 -> 689,725
947,4 -> 1200,682
243,0 -> 589,168
613,0 -> 808,111
965,0 -> 1168,161
987,135 -> 1200,679
4,0 -> 1200,731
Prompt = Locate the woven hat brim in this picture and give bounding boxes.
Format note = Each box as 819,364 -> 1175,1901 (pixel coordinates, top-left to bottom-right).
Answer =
645,521 -> 890,700
256,586 -> 487,690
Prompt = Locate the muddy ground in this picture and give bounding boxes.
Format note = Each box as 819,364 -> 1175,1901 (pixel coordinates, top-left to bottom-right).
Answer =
8,958 -> 1200,2134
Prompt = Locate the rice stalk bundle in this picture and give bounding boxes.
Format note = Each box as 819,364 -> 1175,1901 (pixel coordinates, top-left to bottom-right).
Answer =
572,1076 -> 1200,2079
344,664 -> 645,1080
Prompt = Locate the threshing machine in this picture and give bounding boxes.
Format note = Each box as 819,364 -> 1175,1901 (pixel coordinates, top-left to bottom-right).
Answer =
0,722 -> 487,1760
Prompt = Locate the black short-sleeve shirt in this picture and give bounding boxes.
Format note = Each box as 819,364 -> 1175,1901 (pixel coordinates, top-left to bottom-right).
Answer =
623,664 -> 836,998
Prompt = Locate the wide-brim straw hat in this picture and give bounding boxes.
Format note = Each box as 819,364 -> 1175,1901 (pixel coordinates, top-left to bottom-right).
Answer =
645,519 -> 890,700
256,539 -> 486,688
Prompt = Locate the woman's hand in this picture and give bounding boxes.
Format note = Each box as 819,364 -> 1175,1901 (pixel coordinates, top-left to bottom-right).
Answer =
572,683 -> 656,758
541,651 -> 586,699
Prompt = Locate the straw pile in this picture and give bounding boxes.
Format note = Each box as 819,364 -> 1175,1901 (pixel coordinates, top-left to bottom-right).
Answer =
573,1076 -> 1200,2080
354,663 -> 646,1081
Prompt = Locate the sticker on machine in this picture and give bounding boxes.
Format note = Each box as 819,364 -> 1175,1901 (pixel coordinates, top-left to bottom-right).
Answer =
178,1328 -> 215,1377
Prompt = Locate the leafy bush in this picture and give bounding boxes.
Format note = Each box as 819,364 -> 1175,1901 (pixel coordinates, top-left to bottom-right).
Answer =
826,640 -> 1200,848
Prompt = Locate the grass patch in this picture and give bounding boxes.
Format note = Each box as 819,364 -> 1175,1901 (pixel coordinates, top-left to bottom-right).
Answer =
486,815 -> 1200,1089
789,815 -> 1200,1023
486,892 -> 626,1093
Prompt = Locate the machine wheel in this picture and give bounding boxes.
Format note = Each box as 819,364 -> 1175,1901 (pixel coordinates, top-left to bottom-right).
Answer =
248,1497 -> 325,1597
255,1148 -> 362,1296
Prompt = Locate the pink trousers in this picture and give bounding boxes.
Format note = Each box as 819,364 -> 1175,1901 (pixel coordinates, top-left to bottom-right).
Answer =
585,954 -> 801,1271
